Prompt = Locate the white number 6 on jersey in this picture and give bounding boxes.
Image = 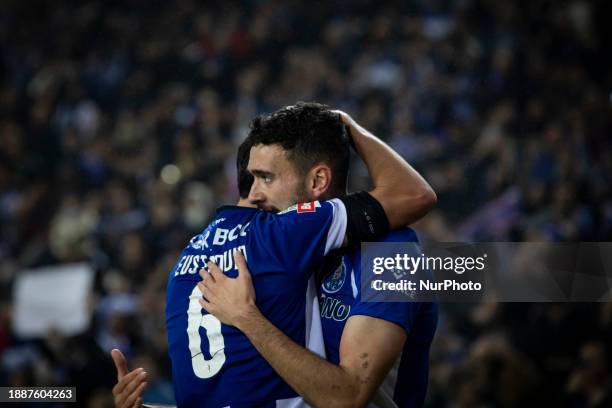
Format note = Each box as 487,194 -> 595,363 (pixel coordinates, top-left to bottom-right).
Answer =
187,285 -> 226,378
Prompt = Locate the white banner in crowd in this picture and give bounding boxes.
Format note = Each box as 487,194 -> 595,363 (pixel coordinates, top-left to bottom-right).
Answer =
12,263 -> 94,338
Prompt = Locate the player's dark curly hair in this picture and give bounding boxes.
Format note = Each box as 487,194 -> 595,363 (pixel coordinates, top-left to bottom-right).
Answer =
236,138 -> 254,198
246,102 -> 350,194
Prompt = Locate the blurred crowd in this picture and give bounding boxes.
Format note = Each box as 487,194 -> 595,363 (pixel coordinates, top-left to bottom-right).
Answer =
0,0 -> 610,406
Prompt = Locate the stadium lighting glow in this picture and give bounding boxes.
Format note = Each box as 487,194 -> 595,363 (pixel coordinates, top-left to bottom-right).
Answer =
161,164 -> 182,185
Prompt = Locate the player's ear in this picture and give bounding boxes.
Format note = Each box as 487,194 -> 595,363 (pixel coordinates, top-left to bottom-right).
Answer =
308,164 -> 332,199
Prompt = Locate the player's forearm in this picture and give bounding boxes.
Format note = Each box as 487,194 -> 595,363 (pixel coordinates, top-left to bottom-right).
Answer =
236,308 -> 363,408
348,118 -> 437,228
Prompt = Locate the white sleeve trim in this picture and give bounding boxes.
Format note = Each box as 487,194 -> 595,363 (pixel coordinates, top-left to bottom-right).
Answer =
305,277 -> 326,358
350,269 -> 358,299
275,397 -> 309,408
324,198 -> 347,255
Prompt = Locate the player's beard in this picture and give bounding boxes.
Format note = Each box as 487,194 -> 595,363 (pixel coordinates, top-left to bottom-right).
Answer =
258,178 -> 313,213
264,184 -> 312,213
294,183 -> 314,207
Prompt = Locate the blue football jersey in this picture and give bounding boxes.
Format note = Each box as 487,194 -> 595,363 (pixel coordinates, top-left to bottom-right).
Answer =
319,228 -> 438,408
166,200 -> 346,408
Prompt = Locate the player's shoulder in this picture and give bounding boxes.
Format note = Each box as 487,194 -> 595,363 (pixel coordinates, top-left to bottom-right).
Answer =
345,228 -> 419,265
380,227 -> 419,243
252,200 -> 341,220
276,201 -> 324,215
212,205 -> 259,224
215,205 -> 259,218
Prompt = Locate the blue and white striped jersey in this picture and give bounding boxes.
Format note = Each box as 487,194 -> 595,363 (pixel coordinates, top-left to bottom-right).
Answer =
166,200 -> 346,407
319,228 -> 438,408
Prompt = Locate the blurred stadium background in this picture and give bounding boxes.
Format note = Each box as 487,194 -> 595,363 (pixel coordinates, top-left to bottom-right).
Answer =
1,0 -> 611,406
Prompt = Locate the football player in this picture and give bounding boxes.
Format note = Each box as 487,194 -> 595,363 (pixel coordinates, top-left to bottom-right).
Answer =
200,109 -> 437,407
112,103 -> 435,407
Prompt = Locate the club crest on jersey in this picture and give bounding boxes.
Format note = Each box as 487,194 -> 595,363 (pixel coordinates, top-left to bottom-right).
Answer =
188,233 -> 208,250
297,202 -> 316,213
323,260 -> 346,294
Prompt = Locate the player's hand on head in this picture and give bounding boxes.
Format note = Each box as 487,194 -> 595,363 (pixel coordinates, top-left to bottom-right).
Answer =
197,251 -> 257,329
111,349 -> 147,408
331,109 -> 355,127
332,109 -> 359,145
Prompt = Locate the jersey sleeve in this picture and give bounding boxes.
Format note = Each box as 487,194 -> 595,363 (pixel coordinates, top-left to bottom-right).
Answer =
348,297 -> 420,335
249,198 -> 347,274
348,228 -> 421,334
